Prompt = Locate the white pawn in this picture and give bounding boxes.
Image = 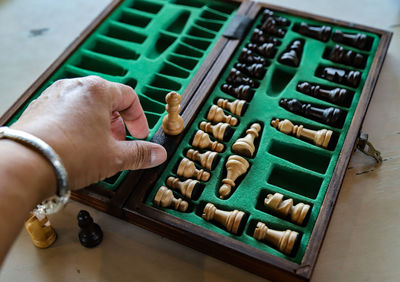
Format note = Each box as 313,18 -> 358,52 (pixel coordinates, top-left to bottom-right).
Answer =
162,91 -> 184,135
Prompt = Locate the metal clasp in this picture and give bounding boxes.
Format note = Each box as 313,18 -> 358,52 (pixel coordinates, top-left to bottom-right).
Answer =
356,132 -> 382,163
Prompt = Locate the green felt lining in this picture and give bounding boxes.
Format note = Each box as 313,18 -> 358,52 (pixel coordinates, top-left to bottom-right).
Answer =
6,0 -> 239,189
145,9 -> 381,264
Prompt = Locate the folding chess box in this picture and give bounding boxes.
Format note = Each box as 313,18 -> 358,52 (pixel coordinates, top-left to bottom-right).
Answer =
1,0 -> 391,280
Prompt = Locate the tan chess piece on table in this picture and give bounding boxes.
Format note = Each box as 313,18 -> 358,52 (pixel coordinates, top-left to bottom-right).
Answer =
232,123 -> 262,157
162,91 -> 184,135
199,121 -> 231,141
217,98 -> 247,116
271,119 -> 332,148
166,176 -> 202,200
177,158 -> 210,181
253,222 -> 299,255
192,130 -> 224,152
186,149 -> 218,170
219,155 -> 249,199
207,105 -> 238,126
25,213 -> 57,248
264,193 -> 310,225
154,186 -> 188,212
202,203 -> 245,235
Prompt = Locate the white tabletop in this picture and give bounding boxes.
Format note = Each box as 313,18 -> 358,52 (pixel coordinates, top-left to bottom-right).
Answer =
0,0 -> 399,281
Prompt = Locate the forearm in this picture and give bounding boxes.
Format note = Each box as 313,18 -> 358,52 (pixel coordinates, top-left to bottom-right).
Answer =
0,140 -> 56,264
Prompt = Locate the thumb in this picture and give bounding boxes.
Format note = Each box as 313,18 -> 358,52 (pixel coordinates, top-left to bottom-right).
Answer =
115,140 -> 167,171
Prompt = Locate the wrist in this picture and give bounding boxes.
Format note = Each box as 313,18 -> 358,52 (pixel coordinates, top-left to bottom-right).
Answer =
0,139 -> 57,204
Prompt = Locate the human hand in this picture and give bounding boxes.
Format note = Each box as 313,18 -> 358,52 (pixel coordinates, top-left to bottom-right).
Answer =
11,76 -> 167,191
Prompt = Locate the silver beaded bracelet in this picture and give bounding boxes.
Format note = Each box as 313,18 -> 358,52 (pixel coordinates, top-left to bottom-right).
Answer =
0,126 -> 70,214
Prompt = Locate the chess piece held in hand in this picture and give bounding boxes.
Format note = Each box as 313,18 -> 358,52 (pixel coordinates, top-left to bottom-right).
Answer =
219,155 -> 249,199
162,91 -> 184,135
264,193 -> 310,225
25,213 -> 57,248
78,210 -> 103,248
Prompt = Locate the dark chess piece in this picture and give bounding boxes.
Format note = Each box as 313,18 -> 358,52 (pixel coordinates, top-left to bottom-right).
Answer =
221,83 -> 254,101
279,40 -> 304,67
328,45 -> 365,68
279,98 -> 344,128
78,210 -> 103,248
226,68 -> 259,88
260,17 -> 286,37
245,43 -> 276,58
234,63 -> 266,79
251,28 -> 280,45
332,30 -> 368,50
318,67 -> 361,87
297,22 -> 331,42
297,82 -> 350,106
261,9 -> 290,26
238,48 -> 268,65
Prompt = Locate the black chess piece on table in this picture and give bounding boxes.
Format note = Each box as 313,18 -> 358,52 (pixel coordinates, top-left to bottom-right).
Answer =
78,210 -> 103,248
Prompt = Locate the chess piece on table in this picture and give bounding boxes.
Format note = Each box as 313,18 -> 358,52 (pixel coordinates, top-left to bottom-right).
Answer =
253,222 -> 299,255
177,157 -> 210,181
226,68 -> 259,88
202,203 -> 246,235
207,105 -> 238,126
297,22 -> 331,42
279,98 -> 344,128
219,155 -> 249,199
264,193 -> 310,225
232,123 -> 262,157
154,186 -> 188,212
271,118 -> 332,148
238,48 -> 268,66
186,149 -> 219,170
261,9 -> 290,26
25,213 -> 57,248
199,121 -> 232,142
328,44 -> 365,68
162,91 -> 184,135
318,67 -> 361,87
220,84 -> 254,101
245,43 -> 276,59
234,63 -> 266,79
251,28 -> 280,45
332,30 -> 368,50
260,17 -> 286,37
77,210 -> 103,248
192,130 -> 224,152
166,176 -> 202,200
297,82 -> 350,106
217,98 -> 247,116
279,40 -> 304,67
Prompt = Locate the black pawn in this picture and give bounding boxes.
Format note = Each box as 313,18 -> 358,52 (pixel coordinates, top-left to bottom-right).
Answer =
261,9 -> 290,26
297,82 -> 350,106
251,28 -> 280,45
297,22 -> 331,42
260,17 -> 286,38
332,30 -> 368,50
234,63 -> 266,79
78,210 -> 103,248
246,43 -> 276,58
226,68 -> 259,88
221,84 -> 254,101
328,45 -> 365,68
319,67 -> 361,87
238,48 -> 268,65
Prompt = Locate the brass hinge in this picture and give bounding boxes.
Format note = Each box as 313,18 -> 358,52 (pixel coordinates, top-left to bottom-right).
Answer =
356,132 -> 382,163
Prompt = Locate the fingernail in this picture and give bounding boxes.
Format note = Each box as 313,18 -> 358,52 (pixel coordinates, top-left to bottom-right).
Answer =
150,145 -> 167,166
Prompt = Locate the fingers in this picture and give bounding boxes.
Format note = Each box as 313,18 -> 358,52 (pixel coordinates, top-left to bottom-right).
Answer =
115,140 -> 167,171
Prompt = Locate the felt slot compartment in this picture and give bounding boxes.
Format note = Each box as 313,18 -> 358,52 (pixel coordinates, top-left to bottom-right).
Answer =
194,19 -> 223,32
267,165 -> 323,199
181,36 -> 212,51
148,74 -> 182,91
167,54 -> 199,70
174,43 -> 204,58
72,53 -> 127,76
255,188 -> 313,226
88,38 -> 139,60
129,0 -> 163,14
141,85 -> 174,104
145,32 -> 177,59
266,65 -> 296,97
207,3 -> 237,15
245,218 -> 302,257
188,25 -> 216,39
143,112 -> 162,129
165,10 -> 191,34
102,23 -> 147,44
138,94 -> 165,114
159,61 -> 191,79
200,8 -> 227,21
103,172 -> 122,184
117,9 -> 152,28
123,78 -> 138,89
169,0 -> 205,8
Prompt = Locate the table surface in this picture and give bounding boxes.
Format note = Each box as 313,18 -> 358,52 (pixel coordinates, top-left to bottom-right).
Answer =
0,0 -> 399,281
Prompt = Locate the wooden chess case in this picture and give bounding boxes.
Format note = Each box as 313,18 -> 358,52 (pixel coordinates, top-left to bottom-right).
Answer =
0,0 -> 391,281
